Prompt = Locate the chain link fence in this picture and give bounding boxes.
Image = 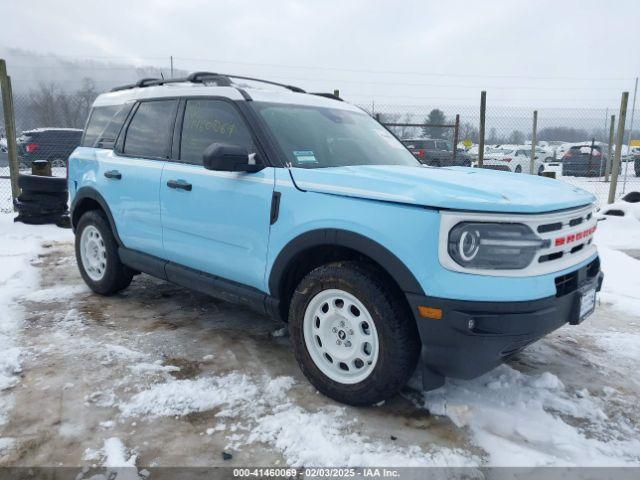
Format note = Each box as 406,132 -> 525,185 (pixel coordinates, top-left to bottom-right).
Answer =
361,102 -> 639,206
1,68 -> 638,212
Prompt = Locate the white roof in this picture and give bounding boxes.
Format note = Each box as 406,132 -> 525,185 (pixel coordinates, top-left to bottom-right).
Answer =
93,81 -> 362,112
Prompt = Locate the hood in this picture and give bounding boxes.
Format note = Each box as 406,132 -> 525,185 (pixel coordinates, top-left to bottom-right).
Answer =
289,165 -> 595,213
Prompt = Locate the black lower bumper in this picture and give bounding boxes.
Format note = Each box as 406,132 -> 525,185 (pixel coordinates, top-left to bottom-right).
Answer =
407,258 -> 603,390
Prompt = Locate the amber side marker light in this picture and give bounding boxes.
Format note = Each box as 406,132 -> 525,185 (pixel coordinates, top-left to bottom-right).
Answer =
418,306 -> 443,320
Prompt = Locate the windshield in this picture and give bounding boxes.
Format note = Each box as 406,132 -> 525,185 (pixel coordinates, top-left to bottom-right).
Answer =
251,102 -> 420,168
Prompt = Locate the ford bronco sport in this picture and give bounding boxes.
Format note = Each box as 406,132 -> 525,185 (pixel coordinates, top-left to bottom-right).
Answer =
69,73 -> 603,406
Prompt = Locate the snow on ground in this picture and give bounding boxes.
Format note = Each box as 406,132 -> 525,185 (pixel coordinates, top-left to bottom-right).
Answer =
0,215 -> 71,431
0,180 -> 639,468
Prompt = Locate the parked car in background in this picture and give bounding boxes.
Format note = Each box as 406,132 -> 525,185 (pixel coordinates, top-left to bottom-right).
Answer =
562,145 -> 605,177
17,128 -> 83,170
401,138 -> 472,167
634,150 -> 640,177
482,147 -> 544,174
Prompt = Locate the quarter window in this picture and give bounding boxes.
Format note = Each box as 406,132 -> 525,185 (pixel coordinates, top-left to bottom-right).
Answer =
123,100 -> 177,158
179,99 -> 254,165
83,105 -> 120,147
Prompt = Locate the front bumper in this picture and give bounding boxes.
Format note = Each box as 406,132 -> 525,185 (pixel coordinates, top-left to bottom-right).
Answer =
407,257 -> 603,390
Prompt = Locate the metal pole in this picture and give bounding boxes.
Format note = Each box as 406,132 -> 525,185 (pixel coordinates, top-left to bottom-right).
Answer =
452,114 -> 460,164
608,92 -> 629,204
0,60 -> 20,204
621,77 -> 637,194
530,110 -> 538,175
478,91 -> 486,168
170,56 -> 174,79
599,108 -> 608,177
605,114 -> 615,182
333,89 -> 340,98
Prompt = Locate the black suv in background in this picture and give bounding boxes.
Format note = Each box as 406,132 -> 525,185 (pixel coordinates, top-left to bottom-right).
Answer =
561,145 -> 605,177
401,138 -> 472,167
17,128 -> 83,169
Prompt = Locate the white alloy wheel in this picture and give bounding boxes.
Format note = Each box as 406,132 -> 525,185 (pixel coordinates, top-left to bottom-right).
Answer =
80,225 -> 107,281
303,289 -> 380,384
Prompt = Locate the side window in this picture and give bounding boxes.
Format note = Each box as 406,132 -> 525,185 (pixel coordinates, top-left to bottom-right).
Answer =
83,105 -> 120,147
424,140 -> 436,150
179,99 -> 254,165
123,100 -> 177,158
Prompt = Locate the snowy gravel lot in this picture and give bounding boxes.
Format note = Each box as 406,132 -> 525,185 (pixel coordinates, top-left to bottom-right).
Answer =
0,199 -> 639,473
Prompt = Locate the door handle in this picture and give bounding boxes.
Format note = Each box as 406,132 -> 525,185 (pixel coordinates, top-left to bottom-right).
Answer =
104,170 -> 122,180
166,179 -> 192,191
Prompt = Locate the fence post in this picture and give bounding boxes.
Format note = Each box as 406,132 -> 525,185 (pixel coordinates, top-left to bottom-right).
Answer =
452,114 -> 460,164
333,89 -> 340,98
0,59 -> 20,205
605,114 -> 615,182
478,91 -> 486,168
608,92 -> 629,204
530,110 -> 538,175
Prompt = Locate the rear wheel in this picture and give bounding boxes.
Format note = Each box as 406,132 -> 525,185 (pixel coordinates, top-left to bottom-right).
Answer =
75,210 -> 133,295
538,165 -> 545,175
289,261 -> 420,406
515,165 -> 523,173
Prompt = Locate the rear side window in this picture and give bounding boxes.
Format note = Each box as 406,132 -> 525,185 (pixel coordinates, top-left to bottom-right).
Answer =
179,99 -> 254,165
123,100 -> 177,158
94,105 -> 132,149
83,106 -> 120,147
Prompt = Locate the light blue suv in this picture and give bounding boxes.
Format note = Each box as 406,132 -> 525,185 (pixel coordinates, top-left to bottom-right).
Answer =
69,73 -> 603,405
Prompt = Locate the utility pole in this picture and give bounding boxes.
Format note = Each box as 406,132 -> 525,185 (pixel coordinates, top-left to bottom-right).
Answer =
608,92 -> 629,204
530,110 -> 538,175
478,91 -> 486,168
170,56 -> 174,79
0,59 -> 20,204
452,114 -> 460,165
605,114 -> 615,182
621,77 -> 638,195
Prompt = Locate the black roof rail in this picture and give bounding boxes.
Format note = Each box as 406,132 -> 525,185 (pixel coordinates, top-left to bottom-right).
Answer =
111,72 -> 306,94
311,92 -> 343,101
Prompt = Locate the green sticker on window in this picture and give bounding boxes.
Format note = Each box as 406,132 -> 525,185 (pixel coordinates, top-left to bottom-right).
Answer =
293,150 -> 317,164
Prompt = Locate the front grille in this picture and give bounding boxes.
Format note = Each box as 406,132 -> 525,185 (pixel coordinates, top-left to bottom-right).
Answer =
555,271 -> 578,297
554,257 -> 599,297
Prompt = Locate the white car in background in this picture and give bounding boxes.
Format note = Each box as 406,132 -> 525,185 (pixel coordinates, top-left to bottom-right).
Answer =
482,146 -> 545,174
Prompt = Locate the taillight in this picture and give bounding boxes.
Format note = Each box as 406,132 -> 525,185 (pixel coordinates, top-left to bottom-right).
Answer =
503,157 -> 512,162
26,143 -> 39,153
417,149 -> 425,158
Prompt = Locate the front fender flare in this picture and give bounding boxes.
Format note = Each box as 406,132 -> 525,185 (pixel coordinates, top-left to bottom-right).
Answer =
268,229 -> 425,297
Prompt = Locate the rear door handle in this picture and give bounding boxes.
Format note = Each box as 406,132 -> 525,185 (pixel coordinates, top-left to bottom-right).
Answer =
104,170 -> 122,180
166,179 -> 192,191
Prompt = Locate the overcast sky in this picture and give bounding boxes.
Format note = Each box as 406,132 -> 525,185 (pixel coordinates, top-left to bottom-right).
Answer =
2,0 -> 639,109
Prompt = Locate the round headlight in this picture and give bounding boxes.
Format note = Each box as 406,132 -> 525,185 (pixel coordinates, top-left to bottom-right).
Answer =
458,229 -> 480,261
447,222 -> 546,270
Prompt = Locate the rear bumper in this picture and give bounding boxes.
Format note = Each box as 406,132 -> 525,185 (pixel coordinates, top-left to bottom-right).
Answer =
406,257 -> 603,389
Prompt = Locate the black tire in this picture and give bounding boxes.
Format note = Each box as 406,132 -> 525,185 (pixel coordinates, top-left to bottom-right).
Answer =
288,261 -> 420,406
515,165 -> 523,173
75,210 -> 133,295
13,198 -> 67,215
538,165 -> 545,176
18,174 -> 67,193
18,190 -> 68,203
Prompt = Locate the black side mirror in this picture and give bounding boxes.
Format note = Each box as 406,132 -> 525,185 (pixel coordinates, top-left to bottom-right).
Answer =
202,143 -> 264,173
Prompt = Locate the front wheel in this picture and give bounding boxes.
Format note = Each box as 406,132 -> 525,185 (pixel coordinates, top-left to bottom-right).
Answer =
515,165 -> 523,173
75,210 -> 133,295
289,261 -> 420,406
